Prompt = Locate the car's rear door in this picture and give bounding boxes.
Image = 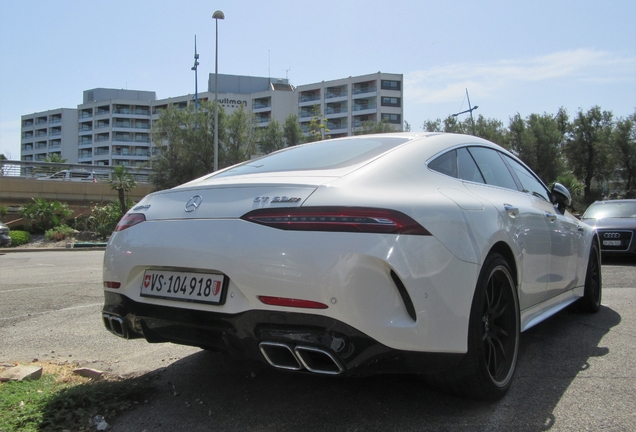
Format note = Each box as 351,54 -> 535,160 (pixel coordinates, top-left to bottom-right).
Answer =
459,146 -> 553,309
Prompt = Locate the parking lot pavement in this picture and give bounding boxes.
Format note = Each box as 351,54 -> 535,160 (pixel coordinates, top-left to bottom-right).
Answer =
1,251 -> 634,431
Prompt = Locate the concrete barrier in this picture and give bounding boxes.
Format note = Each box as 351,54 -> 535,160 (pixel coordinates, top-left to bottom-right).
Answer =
0,177 -> 155,218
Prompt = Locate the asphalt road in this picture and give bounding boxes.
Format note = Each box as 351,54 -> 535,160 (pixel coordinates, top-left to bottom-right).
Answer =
1,250 -> 635,431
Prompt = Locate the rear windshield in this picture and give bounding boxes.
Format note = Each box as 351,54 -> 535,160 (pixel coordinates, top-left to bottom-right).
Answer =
213,137 -> 410,178
583,201 -> 636,219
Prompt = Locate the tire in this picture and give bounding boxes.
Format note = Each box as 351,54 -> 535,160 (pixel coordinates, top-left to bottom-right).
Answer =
427,254 -> 520,401
579,239 -> 602,313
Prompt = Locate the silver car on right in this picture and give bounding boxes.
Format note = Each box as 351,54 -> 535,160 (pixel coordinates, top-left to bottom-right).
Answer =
582,199 -> 636,256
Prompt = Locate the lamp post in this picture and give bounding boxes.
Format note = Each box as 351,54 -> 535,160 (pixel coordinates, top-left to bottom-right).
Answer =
452,89 -> 478,135
213,10 -> 225,172
191,35 -> 199,110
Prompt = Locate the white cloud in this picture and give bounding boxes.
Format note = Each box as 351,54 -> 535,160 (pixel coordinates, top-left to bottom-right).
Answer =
405,49 -> 636,104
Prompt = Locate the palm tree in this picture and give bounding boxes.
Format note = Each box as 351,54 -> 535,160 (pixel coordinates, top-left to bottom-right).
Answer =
43,154 -> 67,163
108,166 -> 137,214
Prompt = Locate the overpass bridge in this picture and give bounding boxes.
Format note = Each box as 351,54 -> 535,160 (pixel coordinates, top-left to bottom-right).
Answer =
0,160 -> 155,223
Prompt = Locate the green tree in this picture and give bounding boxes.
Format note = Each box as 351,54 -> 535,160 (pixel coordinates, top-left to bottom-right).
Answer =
508,113 -> 564,184
422,118 -> 442,132
423,115 -> 466,134
354,119 -> 396,135
305,105 -> 330,143
20,198 -> 73,232
260,119 -> 285,154
554,173 -> 585,212
564,106 -> 615,205
610,113 -> 636,192
151,100 -> 225,189
473,115 -> 508,147
403,120 -> 411,132
108,165 -> 137,214
283,114 -> 304,147
222,105 -> 259,168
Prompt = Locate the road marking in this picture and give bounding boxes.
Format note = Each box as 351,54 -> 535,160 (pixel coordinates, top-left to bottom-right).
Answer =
0,303 -> 102,320
0,283 -> 99,293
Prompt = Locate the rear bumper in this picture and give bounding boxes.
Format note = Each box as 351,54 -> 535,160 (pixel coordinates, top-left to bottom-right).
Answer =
102,291 -> 463,376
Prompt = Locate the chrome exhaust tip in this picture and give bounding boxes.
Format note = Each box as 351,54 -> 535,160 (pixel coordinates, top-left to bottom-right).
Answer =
259,342 -> 302,371
294,346 -> 345,375
102,313 -> 127,338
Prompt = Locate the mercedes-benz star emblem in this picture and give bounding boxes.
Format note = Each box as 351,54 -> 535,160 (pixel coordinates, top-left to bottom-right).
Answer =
185,195 -> 203,213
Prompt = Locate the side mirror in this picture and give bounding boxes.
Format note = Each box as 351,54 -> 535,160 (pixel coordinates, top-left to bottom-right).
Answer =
551,182 -> 572,214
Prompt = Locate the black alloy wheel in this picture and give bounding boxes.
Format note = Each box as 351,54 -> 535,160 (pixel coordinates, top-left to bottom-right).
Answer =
580,239 -> 602,313
480,260 -> 519,387
461,253 -> 520,400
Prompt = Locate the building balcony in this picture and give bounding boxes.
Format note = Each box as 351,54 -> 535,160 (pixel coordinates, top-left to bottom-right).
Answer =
325,107 -> 348,117
352,84 -> 377,96
326,122 -> 348,133
352,103 -> 377,113
325,88 -> 348,100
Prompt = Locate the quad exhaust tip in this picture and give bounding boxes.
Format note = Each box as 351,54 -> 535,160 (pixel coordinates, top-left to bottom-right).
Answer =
102,313 -> 127,338
259,341 -> 344,375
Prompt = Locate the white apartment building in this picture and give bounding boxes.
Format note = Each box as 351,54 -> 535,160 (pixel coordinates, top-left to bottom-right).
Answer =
20,72 -> 403,167
20,108 -> 79,163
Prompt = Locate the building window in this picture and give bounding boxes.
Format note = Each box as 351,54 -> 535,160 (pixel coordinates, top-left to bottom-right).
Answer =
381,80 -> 401,90
381,97 -> 400,107
381,113 -> 402,124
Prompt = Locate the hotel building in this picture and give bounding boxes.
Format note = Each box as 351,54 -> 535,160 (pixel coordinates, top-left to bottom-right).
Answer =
20,72 -> 403,167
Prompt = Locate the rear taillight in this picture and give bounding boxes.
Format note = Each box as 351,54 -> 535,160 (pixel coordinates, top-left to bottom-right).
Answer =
103,281 -> 121,289
241,207 -> 430,235
115,213 -> 146,232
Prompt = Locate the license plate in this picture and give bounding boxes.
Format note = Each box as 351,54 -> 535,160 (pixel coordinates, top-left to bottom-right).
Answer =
602,240 -> 621,246
141,270 -> 227,305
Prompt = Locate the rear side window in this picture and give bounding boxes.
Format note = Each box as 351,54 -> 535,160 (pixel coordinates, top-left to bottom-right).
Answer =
502,155 -> 549,201
457,148 -> 485,183
467,147 -> 518,190
428,150 -> 457,178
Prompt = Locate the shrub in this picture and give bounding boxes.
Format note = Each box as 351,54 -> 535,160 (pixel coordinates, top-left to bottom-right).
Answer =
19,198 -> 73,232
86,199 -> 135,238
9,230 -> 31,247
45,224 -> 76,241
0,205 -> 7,216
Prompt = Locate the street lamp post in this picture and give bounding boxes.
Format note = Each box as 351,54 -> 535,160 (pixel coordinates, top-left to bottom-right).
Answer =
191,35 -> 199,110
452,89 -> 478,135
213,10 -> 225,172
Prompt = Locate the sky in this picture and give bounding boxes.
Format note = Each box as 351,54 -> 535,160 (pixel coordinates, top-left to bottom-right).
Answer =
1,0 -> 635,159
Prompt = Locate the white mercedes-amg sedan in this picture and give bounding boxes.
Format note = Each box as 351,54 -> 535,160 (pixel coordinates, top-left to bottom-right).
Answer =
102,132 -> 601,400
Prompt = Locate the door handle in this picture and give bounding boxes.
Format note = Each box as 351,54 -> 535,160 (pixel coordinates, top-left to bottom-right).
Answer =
504,204 -> 519,218
544,212 -> 557,222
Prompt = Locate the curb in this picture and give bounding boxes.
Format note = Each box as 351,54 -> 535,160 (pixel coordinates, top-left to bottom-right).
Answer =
1,247 -> 106,253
